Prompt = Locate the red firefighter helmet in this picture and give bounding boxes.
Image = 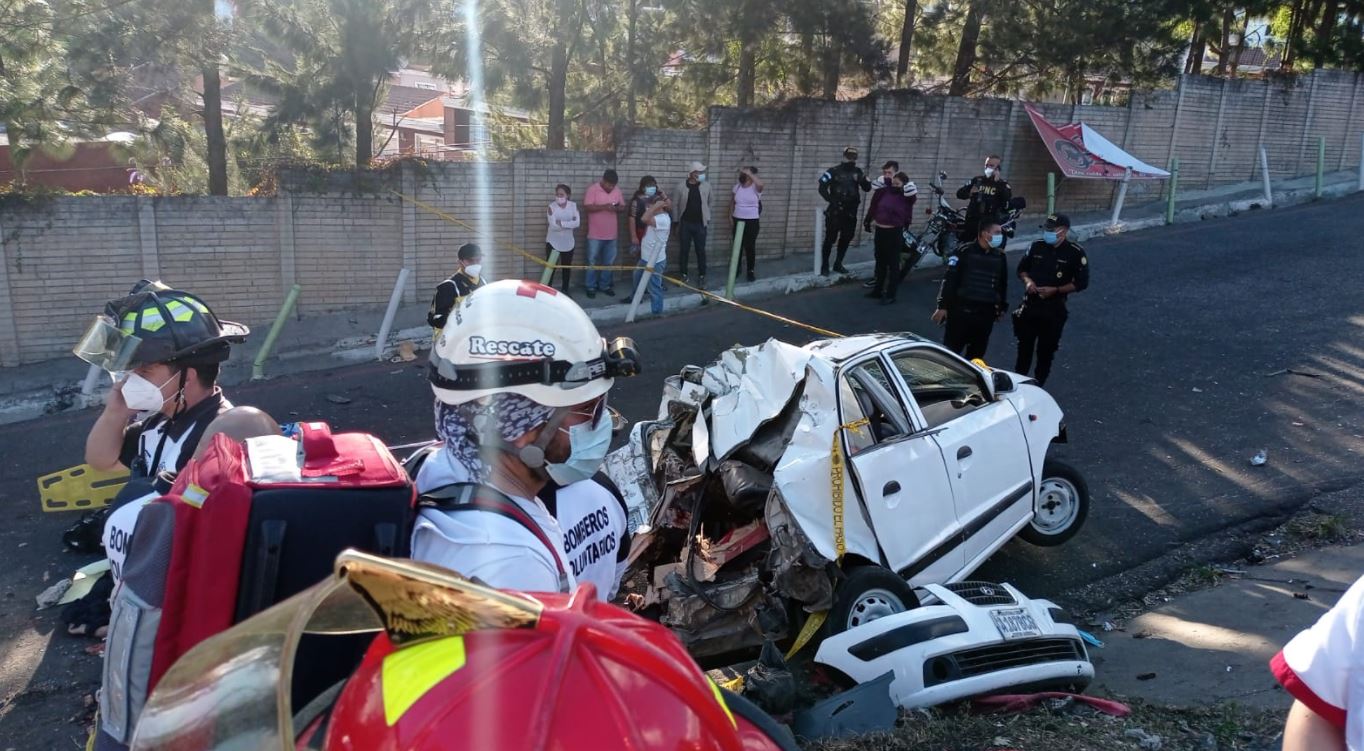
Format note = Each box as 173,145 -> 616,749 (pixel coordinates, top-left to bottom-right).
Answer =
131,551 -> 796,751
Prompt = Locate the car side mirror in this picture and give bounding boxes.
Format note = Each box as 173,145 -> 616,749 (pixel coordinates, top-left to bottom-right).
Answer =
992,371 -> 1015,394
1009,196 -> 1027,211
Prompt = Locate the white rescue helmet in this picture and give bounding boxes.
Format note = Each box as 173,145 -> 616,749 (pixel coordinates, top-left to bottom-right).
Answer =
429,279 -> 640,408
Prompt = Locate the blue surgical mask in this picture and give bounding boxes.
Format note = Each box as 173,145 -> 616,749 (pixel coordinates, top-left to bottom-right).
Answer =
545,415 -> 612,485
1043,230 -> 1059,245
644,186 -> 657,197
698,173 -> 706,183
989,234 -> 1004,249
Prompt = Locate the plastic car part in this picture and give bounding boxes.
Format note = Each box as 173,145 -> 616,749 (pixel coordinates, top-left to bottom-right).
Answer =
790,672 -> 898,742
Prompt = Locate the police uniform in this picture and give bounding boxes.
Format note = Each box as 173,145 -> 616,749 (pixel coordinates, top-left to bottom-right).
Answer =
1013,217 -> 1089,386
956,174 -> 1013,244
937,241 -> 1009,360
818,150 -> 871,274
427,270 -> 485,330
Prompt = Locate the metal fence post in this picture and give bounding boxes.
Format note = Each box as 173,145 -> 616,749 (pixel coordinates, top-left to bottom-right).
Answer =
1260,145 -> 1273,205
1046,172 -> 1056,216
1165,158 -> 1179,225
375,269 -> 410,361
253,284 -> 302,379
1358,132 -> 1364,192
812,210 -> 824,276
540,250 -> 560,286
1316,135 -> 1326,198
1109,168 -> 1132,227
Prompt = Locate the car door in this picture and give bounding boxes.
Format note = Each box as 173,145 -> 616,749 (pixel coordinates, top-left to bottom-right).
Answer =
838,355 -> 964,584
886,346 -> 1033,575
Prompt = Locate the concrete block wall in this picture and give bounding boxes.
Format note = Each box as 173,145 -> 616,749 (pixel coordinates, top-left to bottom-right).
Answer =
3,70 -> 1363,367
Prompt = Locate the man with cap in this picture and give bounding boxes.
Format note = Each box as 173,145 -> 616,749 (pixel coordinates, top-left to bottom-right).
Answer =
413,280 -> 641,594
427,243 -> 485,334
672,161 -> 712,287
957,154 -> 1013,246
1013,213 -> 1089,387
818,146 -> 872,276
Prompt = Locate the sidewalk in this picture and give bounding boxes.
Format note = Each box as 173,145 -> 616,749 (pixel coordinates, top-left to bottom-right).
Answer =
1091,541 -> 1362,711
1,168 -> 1359,425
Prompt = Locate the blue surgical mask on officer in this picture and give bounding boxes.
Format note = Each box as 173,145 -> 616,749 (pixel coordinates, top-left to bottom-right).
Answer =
545,413 -> 612,485
1043,230 -> 1060,245
989,234 -> 1004,249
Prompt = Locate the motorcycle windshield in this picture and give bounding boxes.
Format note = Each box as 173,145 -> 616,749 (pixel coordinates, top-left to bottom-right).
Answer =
72,317 -> 143,372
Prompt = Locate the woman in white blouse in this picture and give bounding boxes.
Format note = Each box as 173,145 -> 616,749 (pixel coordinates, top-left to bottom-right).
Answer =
545,183 -> 581,293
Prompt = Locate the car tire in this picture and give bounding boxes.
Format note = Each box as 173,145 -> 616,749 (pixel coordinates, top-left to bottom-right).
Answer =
823,565 -> 920,637
1019,458 -> 1089,546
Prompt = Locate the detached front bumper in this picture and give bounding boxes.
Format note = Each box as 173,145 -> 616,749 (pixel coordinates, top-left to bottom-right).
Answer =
814,582 -> 1093,710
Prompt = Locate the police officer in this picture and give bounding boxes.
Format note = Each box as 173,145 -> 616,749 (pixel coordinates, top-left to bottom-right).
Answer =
427,243 -> 485,332
818,146 -> 871,276
957,154 -> 1013,245
1014,213 -> 1089,386
933,222 -> 1009,360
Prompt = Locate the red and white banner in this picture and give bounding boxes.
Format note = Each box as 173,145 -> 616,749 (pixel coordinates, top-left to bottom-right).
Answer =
1024,104 -> 1170,181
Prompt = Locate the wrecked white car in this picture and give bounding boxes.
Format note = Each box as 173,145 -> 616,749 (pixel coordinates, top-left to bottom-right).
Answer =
607,334 -> 1089,658
814,581 -> 1093,709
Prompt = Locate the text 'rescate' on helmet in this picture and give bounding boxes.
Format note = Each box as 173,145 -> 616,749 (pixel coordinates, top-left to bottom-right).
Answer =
72,281 -> 250,372
428,280 -> 640,408
130,551 -> 795,751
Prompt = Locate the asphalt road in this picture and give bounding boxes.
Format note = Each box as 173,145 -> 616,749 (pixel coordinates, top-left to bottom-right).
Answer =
4,193 -> 1364,744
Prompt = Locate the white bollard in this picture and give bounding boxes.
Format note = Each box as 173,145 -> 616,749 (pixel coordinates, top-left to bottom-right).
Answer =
1260,146 -> 1274,205
375,268 -> 411,361
626,242 -> 665,323
812,209 -> 824,276
80,363 -> 102,397
1109,167 -> 1132,227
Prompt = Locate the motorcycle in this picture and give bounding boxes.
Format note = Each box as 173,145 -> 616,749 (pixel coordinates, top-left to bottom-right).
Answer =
891,172 -> 963,285
894,182 -> 1027,285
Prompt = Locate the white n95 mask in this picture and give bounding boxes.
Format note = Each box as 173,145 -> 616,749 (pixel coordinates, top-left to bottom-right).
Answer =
122,372 -> 175,411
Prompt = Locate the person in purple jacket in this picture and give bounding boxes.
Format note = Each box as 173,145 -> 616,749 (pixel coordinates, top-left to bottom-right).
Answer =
861,171 -> 917,304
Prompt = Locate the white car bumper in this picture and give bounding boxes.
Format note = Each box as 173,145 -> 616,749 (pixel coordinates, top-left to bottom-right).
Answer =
814,581 -> 1093,710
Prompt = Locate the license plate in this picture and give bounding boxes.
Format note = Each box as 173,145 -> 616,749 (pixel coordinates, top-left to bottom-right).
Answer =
990,608 -> 1041,640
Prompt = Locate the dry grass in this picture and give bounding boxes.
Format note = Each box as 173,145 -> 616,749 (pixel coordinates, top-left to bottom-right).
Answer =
801,699 -> 1283,750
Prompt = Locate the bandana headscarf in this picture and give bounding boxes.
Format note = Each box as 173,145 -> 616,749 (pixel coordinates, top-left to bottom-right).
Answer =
434,394 -> 556,482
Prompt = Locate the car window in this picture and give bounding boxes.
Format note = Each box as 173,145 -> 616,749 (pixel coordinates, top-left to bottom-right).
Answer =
890,349 -> 988,430
838,359 -> 911,455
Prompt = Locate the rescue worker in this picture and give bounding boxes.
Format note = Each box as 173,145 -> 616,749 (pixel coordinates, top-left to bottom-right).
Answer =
933,221 -> 1009,360
426,243 -> 485,333
130,552 -> 800,751
1014,213 -> 1089,386
818,146 -> 871,276
956,154 -> 1013,245
541,472 -> 631,600
80,280 -> 248,484
412,280 -> 641,594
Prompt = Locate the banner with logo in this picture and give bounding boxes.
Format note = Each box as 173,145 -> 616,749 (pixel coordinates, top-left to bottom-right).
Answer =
1024,104 -> 1170,181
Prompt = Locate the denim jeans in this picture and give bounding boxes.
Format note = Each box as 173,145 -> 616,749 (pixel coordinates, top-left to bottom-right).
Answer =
677,221 -> 708,277
585,238 -> 618,291
632,258 -> 665,315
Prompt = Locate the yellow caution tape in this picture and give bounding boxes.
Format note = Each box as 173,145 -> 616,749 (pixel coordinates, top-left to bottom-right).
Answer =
785,415 -> 872,660
390,190 -> 844,339
37,463 -> 129,512
715,673 -> 746,693
785,609 -> 829,661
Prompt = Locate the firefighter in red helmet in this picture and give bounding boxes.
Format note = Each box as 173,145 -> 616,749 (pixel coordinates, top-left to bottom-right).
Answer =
129,551 -> 798,751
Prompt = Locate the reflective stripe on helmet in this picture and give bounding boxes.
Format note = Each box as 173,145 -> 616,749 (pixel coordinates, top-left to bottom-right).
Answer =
708,679 -> 738,728
165,299 -> 195,323
381,635 -> 467,726
138,308 -> 167,332
121,311 -> 138,334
